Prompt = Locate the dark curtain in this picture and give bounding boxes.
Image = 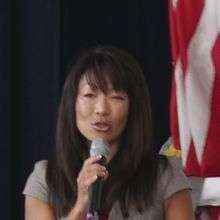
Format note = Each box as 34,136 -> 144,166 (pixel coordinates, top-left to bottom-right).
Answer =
0,1 -> 171,219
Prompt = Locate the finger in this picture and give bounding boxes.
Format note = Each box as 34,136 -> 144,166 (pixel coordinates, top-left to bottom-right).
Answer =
84,175 -> 98,187
103,170 -> 109,180
78,167 -> 108,185
86,163 -> 107,174
89,168 -> 108,179
83,155 -> 102,167
77,171 -> 109,198
77,160 -> 108,186
77,164 -> 102,184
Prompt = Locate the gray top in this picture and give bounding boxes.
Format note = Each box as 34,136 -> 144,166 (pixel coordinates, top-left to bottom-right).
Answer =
23,157 -> 191,220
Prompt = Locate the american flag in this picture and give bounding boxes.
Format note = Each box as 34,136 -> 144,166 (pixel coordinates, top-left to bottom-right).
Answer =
168,0 -> 220,219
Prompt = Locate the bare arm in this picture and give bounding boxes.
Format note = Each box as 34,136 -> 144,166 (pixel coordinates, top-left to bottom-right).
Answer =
25,196 -> 87,220
25,196 -> 55,220
24,155 -> 108,220
164,189 -> 195,220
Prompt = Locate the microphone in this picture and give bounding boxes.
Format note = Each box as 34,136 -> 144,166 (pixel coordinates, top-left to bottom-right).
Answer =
89,138 -> 110,215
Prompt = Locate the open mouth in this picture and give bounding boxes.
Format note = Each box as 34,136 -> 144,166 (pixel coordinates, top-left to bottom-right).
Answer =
91,122 -> 111,132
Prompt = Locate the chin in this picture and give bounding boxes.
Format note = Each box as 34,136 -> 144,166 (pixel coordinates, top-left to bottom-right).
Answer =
86,134 -> 113,142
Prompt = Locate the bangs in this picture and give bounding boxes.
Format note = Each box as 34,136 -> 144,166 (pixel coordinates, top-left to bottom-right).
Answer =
82,53 -> 130,94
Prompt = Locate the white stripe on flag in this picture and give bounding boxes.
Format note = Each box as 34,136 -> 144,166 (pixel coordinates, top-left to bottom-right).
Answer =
175,59 -> 191,167
171,0 -> 178,8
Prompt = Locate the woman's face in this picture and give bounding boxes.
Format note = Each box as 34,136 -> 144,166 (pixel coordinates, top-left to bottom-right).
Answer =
75,75 -> 129,155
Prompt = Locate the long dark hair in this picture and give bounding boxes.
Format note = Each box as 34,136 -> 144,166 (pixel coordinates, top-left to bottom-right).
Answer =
46,46 -> 167,218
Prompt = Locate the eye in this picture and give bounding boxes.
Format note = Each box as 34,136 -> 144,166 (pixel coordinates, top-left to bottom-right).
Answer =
83,93 -> 95,98
110,90 -> 128,100
111,96 -> 125,100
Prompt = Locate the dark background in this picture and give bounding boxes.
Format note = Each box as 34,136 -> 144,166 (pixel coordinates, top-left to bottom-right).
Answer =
0,0 -> 171,219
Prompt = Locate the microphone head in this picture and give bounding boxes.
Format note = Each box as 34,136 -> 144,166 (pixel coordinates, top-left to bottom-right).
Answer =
90,138 -> 110,159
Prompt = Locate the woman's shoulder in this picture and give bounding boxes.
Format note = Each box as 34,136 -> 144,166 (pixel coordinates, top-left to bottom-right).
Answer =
22,160 -> 49,203
30,160 -> 48,182
157,155 -> 191,200
33,160 -> 48,173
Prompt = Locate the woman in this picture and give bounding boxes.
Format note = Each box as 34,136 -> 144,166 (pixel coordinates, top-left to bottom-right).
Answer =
23,46 -> 195,219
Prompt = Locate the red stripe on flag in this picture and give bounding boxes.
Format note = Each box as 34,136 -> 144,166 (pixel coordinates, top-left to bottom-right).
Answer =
207,206 -> 220,220
170,78 -> 181,150
185,141 -> 201,176
168,1 -> 179,64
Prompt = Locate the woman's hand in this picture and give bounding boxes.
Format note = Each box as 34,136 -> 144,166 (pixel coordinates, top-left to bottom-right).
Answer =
66,155 -> 109,219
75,155 -> 109,210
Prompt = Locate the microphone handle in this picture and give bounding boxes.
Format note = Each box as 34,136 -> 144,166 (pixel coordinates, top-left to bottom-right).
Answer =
89,177 -> 104,214
89,155 -> 106,214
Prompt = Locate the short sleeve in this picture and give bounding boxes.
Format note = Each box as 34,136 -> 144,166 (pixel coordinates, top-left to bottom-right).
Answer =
22,160 -> 49,203
159,157 -> 192,200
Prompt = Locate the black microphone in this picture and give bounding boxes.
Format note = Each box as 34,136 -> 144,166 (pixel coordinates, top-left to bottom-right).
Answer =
89,138 -> 110,215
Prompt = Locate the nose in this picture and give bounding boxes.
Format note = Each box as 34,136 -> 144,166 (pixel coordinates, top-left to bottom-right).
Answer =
94,95 -> 110,116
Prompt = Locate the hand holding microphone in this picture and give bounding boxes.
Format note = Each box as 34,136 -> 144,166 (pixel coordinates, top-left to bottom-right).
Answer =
75,139 -> 110,213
